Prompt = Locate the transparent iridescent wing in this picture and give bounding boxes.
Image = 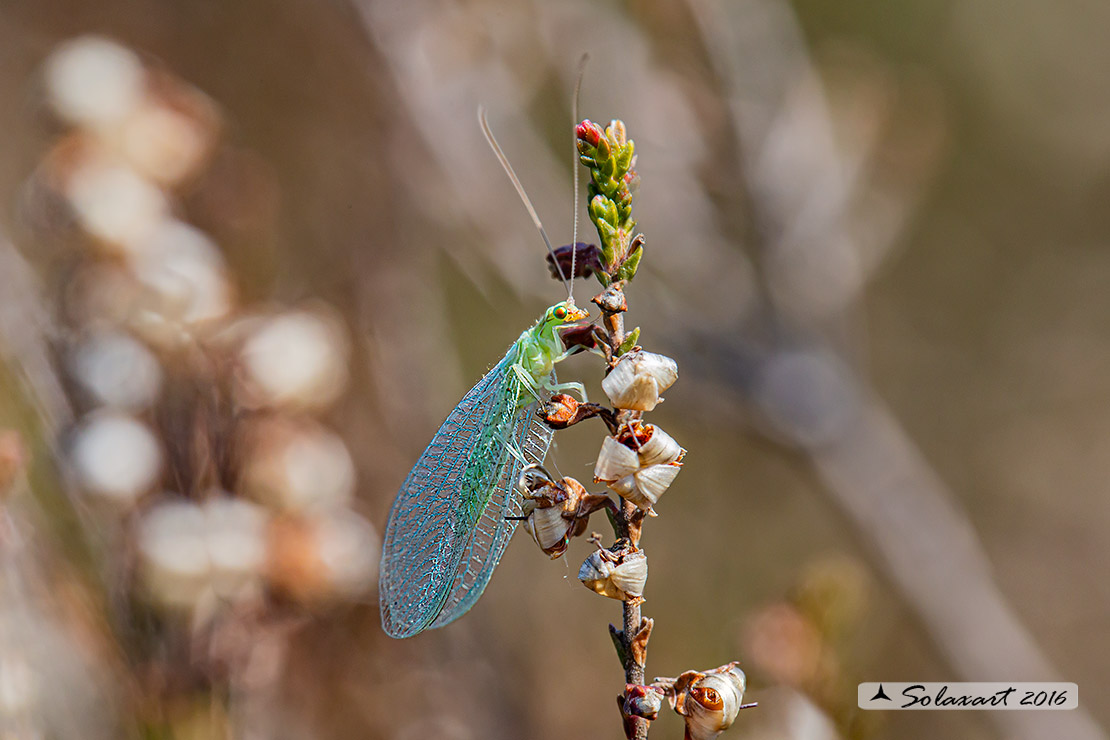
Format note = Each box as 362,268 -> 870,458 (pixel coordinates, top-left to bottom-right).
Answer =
378,349 -> 553,638
428,402 -> 553,629
379,353 -> 515,638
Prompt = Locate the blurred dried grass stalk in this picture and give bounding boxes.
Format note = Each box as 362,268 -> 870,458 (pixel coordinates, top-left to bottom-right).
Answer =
2,35 -> 379,738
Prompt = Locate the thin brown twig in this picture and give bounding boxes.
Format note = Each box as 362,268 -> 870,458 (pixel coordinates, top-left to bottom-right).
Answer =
592,283 -> 650,740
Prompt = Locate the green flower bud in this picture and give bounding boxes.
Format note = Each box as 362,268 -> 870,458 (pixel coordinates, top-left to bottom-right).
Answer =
615,243 -> 643,282
607,119 -> 628,147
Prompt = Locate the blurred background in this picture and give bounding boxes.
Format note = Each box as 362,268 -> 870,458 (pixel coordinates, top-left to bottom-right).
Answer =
0,0 -> 1107,738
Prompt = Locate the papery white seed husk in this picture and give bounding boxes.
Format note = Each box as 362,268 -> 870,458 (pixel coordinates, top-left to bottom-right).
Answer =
578,550 -> 610,581
681,669 -> 747,739
608,551 -> 647,597
636,425 -> 684,466
594,435 -> 640,482
635,351 -> 679,390
608,463 -> 681,510
528,506 -> 572,552
609,474 -> 637,498
602,365 -> 659,411
280,428 -> 356,511
578,550 -> 616,597
632,463 -> 681,506
602,351 -> 678,411
683,708 -> 728,740
578,550 -> 647,600
625,688 -> 663,720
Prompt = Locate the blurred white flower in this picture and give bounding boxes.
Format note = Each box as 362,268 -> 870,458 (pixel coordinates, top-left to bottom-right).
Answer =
237,308 -> 350,410
138,495 -> 269,609
70,330 -> 162,410
62,262 -> 143,328
266,510 -> 379,601
137,499 -> 209,609
130,218 -> 233,330
115,91 -> 218,187
315,510 -> 379,596
65,158 -> 167,253
70,412 -> 162,504
44,36 -> 145,129
203,497 -> 269,598
239,417 -> 356,512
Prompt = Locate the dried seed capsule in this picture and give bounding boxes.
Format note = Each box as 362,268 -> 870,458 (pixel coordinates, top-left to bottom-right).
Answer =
519,466 -> 610,558
622,684 -> 663,721
594,435 -> 640,482
129,218 -> 233,332
520,472 -> 579,558
620,683 -> 664,736
542,393 -> 579,427
65,157 -> 168,254
633,424 -> 685,466
659,663 -> 751,740
526,504 -> 574,556
578,546 -> 647,601
595,431 -> 683,512
112,72 -> 220,187
618,462 -> 682,511
601,350 -> 678,411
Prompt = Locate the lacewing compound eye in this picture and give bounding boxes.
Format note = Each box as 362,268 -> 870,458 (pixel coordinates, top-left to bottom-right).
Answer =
554,306 -> 568,320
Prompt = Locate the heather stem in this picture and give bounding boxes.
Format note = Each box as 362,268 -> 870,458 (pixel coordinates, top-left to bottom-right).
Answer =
623,598 -> 648,740
594,283 -> 650,740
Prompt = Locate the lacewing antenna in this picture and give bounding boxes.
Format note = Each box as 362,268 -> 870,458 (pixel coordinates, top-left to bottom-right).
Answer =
477,106 -> 571,296
570,53 -> 589,302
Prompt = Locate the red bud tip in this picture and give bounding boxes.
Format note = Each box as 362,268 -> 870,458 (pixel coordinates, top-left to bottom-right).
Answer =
577,120 -> 603,148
